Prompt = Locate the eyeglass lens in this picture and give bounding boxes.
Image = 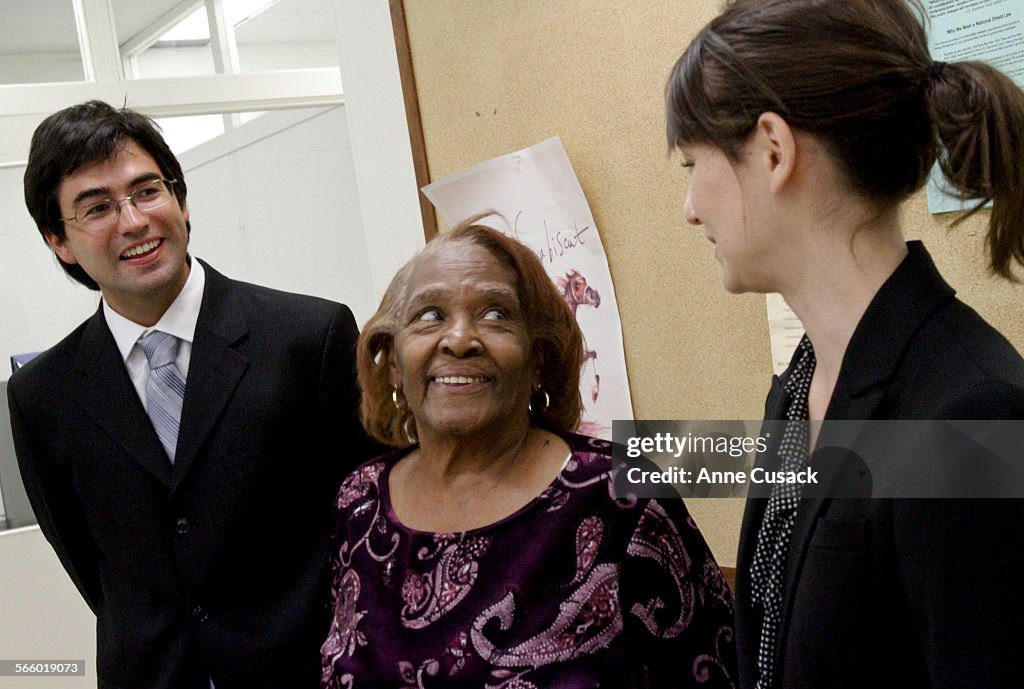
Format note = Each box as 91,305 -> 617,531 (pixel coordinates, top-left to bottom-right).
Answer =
73,180 -> 175,227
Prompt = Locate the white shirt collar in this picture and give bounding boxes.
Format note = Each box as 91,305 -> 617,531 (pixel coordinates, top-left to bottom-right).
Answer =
103,257 -> 207,363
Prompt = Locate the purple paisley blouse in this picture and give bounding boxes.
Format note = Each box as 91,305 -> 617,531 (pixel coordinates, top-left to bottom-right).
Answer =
321,432 -> 736,689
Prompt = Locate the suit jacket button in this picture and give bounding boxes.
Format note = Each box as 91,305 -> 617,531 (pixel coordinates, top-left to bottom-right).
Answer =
192,605 -> 208,622
175,517 -> 190,535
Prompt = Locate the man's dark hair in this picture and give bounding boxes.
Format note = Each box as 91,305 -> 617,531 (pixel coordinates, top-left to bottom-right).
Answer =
23,100 -> 189,290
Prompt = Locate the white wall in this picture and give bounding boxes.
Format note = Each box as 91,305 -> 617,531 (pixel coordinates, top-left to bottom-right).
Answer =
182,104 -> 375,324
0,164 -> 102,373
134,45 -> 216,78
0,527 -> 96,688
0,114 -> 47,162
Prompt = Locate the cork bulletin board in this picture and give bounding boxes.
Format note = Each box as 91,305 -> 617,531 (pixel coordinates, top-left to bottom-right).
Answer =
397,1 -> 1024,566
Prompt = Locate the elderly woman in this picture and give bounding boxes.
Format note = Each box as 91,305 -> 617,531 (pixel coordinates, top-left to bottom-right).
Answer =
321,218 -> 736,687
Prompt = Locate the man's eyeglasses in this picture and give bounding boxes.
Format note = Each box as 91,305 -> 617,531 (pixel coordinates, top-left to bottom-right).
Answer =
62,179 -> 178,231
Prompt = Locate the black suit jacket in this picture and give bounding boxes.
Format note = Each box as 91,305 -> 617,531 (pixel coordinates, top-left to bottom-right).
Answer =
734,242 -> 1024,689
8,261 -> 377,689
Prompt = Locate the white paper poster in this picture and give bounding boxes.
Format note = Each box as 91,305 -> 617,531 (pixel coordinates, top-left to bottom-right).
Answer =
766,293 -> 805,376
422,137 -> 633,439
924,0 -> 1024,213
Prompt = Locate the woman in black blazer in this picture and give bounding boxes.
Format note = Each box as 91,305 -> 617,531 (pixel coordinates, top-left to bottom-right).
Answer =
664,1 -> 1024,687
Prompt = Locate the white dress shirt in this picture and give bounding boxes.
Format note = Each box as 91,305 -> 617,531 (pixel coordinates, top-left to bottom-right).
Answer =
103,258 -> 206,411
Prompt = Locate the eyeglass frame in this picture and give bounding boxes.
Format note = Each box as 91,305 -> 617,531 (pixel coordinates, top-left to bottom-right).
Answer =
60,178 -> 180,229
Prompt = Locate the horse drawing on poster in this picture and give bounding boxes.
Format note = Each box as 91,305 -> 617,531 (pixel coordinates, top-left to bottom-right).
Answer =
557,269 -> 601,405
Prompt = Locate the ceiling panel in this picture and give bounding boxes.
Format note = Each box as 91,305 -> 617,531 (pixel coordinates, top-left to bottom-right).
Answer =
0,0 -> 80,53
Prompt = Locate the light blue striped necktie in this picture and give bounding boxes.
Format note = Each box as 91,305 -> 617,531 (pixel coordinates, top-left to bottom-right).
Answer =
140,331 -> 186,463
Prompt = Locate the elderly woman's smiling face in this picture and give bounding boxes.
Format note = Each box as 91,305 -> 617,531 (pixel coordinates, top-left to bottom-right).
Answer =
390,241 -> 538,442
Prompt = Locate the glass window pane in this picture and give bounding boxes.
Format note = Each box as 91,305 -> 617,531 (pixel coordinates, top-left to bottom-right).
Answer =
117,3 -> 217,79
156,114 -> 225,155
0,0 -> 85,84
238,111 -> 268,125
233,0 -> 339,72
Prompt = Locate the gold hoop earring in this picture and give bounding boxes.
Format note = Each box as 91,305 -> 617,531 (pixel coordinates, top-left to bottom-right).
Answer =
402,416 -> 418,445
392,385 -> 402,411
528,389 -> 550,415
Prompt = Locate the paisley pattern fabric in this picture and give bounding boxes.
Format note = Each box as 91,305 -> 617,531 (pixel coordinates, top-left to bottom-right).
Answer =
321,432 -> 736,688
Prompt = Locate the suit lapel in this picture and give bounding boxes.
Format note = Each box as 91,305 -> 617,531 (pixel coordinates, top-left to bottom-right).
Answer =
74,307 -> 172,486
171,263 -> 249,491
772,388 -> 885,674
771,242 -> 955,678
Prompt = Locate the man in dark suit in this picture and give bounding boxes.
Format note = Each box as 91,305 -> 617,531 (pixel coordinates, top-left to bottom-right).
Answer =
8,101 -> 377,689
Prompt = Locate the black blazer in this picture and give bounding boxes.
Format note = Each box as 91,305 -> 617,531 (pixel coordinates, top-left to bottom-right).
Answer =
734,242 -> 1024,689
8,261 -> 377,689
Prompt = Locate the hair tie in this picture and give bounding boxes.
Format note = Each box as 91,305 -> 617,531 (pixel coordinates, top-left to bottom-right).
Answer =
928,60 -> 947,80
